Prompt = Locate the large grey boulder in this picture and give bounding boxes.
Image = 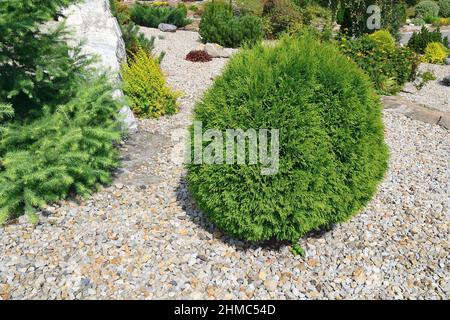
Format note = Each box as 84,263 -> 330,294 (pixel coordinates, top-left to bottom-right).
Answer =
61,0 -> 137,133
158,23 -> 177,32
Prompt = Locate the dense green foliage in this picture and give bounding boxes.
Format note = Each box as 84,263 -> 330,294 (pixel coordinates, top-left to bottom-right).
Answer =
438,0 -> 450,17
339,0 -> 407,38
199,2 -> 264,47
415,0 -> 440,18
0,0 -> 123,223
431,16 -> 450,25
0,77 -> 122,224
422,41 -> 449,62
109,0 -> 155,55
408,26 -> 449,53
187,34 -> 388,243
259,0 -> 332,38
121,21 -> 157,54
0,104 -> 14,127
339,33 -> 419,94
368,29 -> 396,49
130,3 -> 192,28
262,0 -> 304,37
122,47 -> 178,118
411,17 -> 427,25
0,0 -> 86,117
236,0 -> 265,15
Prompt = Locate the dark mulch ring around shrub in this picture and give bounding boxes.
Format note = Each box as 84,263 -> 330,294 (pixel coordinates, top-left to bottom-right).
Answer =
185,50 -> 213,62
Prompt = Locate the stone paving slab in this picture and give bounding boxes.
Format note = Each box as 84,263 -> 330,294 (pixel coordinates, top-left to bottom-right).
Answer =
382,96 -> 450,130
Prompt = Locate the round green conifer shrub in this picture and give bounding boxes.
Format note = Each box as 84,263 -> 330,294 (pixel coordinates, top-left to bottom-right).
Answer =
187,34 -> 389,243
415,1 -> 440,18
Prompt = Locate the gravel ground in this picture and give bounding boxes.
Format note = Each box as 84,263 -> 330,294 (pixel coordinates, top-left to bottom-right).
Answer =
0,29 -> 449,300
399,63 -> 450,112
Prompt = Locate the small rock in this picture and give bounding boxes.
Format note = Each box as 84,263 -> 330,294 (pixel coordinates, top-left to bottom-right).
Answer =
80,278 -> 91,287
401,83 -> 417,94
258,271 -> 267,281
197,254 -> 207,262
190,291 -> 203,300
158,23 -> 177,32
207,287 -> 215,297
411,226 -> 420,234
205,43 -> 231,58
195,44 -> 206,51
169,280 -> 177,286
264,279 -> 277,291
307,258 -> 319,268
353,268 -> 366,284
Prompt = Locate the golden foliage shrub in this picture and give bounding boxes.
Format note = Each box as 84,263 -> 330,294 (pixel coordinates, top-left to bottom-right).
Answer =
122,47 -> 178,118
422,42 -> 449,64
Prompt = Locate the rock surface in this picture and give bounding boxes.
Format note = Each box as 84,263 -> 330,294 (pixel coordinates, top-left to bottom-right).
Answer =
61,0 -> 137,132
158,23 -> 177,32
382,95 -> 450,130
193,43 -> 233,58
204,43 -> 232,58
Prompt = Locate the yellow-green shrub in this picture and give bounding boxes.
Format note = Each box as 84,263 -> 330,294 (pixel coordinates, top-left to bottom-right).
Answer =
368,29 -> 395,49
432,17 -> 450,26
339,34 -> 419,95
152,2 -> 170,7
122,47 -> 178,118
422,41 -> 448,63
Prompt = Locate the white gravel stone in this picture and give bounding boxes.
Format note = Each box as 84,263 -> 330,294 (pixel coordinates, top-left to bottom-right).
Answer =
400,63 -> 450,112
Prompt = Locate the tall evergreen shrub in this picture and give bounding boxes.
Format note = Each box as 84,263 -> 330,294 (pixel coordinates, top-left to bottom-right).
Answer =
0,0 -> 123,223
199,2 -> 264,47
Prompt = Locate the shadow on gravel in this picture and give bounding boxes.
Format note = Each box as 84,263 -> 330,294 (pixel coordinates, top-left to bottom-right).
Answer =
175,175 -> 333,253
113,130 -> 169,187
